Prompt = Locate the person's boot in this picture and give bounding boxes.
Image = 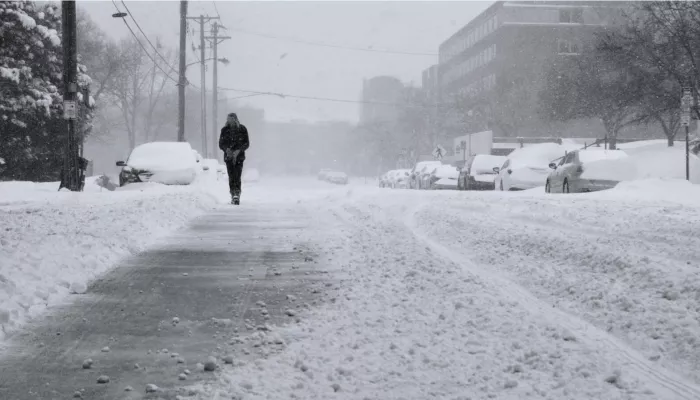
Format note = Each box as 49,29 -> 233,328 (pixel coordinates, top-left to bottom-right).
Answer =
232,190 -> 240,205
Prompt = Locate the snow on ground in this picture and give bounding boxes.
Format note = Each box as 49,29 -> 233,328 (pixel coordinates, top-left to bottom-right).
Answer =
0,175 -> 222,341
0,173 -> 359,342
191,178 -> 700,400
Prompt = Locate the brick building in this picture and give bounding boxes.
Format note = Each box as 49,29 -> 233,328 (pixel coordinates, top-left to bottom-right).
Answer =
437,1 -> 638,139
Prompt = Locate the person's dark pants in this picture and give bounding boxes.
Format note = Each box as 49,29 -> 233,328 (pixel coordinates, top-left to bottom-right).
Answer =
225,160 -> 244,196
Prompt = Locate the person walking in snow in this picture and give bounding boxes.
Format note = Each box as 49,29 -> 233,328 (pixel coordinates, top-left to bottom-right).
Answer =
219,112 -> 250,205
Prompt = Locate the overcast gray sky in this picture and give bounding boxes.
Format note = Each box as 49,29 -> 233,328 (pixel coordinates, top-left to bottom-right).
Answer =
81,1 -> 492,123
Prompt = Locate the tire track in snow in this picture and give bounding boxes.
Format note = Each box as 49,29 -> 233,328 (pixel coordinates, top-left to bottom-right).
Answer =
405,204 -> 700,400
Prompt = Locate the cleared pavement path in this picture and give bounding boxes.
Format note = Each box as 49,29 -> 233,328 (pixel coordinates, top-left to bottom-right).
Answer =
0,205 -> 326,399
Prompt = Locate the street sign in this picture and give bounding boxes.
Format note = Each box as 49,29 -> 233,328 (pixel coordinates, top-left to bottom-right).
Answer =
432,145 -> 446,160
681,88 -> 693,113
681,114 -> 690,126
63,101 -> 77,119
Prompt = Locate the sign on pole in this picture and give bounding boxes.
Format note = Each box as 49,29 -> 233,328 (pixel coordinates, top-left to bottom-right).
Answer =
63,101 -> 77,120
432,145 -> 446,160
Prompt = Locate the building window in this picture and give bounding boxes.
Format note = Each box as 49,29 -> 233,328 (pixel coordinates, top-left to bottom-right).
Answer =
558,39 -> 579,54
560,8 -> 583,23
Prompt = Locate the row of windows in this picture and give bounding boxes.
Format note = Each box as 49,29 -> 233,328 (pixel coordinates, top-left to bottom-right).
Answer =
456,74 -> 497,98
442,44 -> 497,86
441,15 -> 498,63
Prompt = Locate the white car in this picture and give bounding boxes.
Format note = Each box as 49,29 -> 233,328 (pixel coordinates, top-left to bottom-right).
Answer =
410,161 -> 442,189
326,171 -> 348,185
117,142 -> 199,186
391,169 -> 411,188
428,165 -> 460,190
494,143 -> 576,191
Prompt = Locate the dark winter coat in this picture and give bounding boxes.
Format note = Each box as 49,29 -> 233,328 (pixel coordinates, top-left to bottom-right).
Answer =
219,123 -> 250,163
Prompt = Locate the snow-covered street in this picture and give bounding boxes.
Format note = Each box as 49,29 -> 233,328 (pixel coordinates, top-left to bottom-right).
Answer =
190,179 -> 700,400
2,177 -> 700,399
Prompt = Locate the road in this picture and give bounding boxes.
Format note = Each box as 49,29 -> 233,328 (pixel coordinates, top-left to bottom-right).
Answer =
0,203 -> 328,399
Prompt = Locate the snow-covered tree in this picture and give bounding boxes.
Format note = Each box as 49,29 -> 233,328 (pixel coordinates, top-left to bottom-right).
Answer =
0,1 -> 94,181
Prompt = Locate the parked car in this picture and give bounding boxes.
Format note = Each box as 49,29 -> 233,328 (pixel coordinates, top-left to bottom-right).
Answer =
429,165 -> 460,190
391,169 -> 411,188
318,168 -> 332,180
410,161 -> 442,189
326,171 -> 348,185
546,149 -> 630,193
494,143 -> 575,191
116,142 -> 199,187
460,155 -> 507,190
380,170 -> 397,188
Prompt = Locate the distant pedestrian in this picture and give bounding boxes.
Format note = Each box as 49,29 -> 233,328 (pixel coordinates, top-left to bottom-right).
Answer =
219,112 -> 250,205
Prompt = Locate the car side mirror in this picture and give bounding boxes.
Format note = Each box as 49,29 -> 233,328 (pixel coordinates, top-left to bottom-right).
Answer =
493,167 -> 500,173
549,163 -> 557,169
203,166 -> 210,171
116,161 -> 126,167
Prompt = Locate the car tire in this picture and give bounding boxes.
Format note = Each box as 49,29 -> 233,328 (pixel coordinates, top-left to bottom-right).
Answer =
545,181 -> 550,193
563,180 -> 570,193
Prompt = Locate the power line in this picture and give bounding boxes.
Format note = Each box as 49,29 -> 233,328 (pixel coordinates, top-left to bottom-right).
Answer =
119,0 -> 179,77
211,1 -> 226,30
229,27 -> 437,56
111,0 -> 179,85
218,87 -> 438,108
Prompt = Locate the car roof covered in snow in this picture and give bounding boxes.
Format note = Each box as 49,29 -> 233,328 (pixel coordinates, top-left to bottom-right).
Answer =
508,143 -> 578,168
576,149 -> 628,163
127,142 -> 197,171
470,155 -> 507,175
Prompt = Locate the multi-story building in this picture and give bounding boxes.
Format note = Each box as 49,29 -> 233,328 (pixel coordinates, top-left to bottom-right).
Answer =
437,1 -> 628,138
360,76 -> 405,125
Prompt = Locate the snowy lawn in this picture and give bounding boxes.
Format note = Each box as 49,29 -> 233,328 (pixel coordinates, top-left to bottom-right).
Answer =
190,178 -> 700,400
0,175 -> 227,341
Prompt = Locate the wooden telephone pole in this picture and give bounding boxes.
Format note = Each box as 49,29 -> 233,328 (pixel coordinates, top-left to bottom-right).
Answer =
60,0 -> 80,191
178,0 -> 188,142
186,15 -> 218,157
205,23 -> 230,158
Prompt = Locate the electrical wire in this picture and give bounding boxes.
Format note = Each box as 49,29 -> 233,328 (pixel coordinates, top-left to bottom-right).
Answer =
211,1 -> 227,30
228,27 -> 437,56
111,0 -> 179,85
112,0 -> 199,89
119,0 -> 179,77
218,87 -> 438,108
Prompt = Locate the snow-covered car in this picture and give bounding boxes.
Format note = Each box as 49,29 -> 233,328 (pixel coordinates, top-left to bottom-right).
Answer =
379,170 -> 396,188
410,161 -> 442,190
325,171 -> 348,185
243,168 -> 260,183
546,149 -> 630,193
428,165 -> 459,190
318,168 -> 332,181
391,169 -> 411,189
116,142 -> 198,187
461,154 -> 507,191
494,143 -> 576,191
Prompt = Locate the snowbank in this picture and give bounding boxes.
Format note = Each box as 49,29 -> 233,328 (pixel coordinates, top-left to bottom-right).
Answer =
0,177 -> 222,341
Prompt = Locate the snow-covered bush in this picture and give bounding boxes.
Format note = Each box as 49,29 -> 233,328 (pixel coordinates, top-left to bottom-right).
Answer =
0,1 -> 94,181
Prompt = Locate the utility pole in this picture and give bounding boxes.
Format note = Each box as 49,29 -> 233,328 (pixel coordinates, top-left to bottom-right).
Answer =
187,15 -> 218,157
206,22 -> 230,159
60,0 -> 80,191
178,0 -> 188,142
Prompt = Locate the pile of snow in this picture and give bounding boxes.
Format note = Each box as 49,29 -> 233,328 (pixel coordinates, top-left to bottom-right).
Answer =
578,150 -> 635,181
0,177 -> 223,340
626,146 -> 700,184
470,155 -> 506,175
